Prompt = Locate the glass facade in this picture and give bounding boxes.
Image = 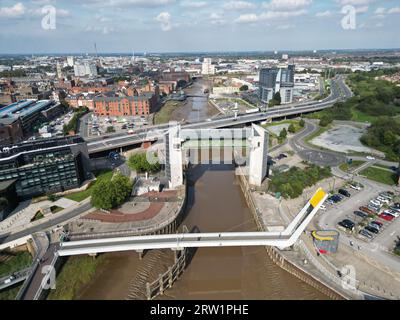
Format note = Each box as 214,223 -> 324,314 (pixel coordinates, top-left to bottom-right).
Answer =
0,144 -> 85,198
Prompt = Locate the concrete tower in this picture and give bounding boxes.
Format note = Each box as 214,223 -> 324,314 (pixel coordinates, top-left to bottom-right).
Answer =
248,124 -> 269,186
165,124 -> 183,189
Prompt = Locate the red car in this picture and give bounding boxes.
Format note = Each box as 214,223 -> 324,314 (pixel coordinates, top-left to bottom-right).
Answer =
379,213 -> 394,222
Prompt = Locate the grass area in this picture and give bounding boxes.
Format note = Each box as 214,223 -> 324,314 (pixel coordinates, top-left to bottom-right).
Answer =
47,255 -> 105,300
351,108 -> 376,123
64,170 -> 113,202
269,164 -> 332,199
0,283 -> 22,300
214,97 -> 257,109
264,119 -> 302,133
339,160 -> 365,172
154,101 -> 182,125
50,206 -> 64,214
30,211 -> 44,222
359,167 -> 398,186
0,251 -> 33,278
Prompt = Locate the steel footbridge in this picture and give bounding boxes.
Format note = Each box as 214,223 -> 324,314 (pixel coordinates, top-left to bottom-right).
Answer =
58,188 -> 328,256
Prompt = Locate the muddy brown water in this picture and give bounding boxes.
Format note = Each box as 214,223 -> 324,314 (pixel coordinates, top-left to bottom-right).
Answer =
170,78 -> 219,123
78,163 -> 328,300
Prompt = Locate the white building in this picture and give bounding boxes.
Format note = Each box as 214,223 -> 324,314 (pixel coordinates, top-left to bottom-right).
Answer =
202,58 -> 215,75
74,62 -> 98,77
67,56 -> 74,67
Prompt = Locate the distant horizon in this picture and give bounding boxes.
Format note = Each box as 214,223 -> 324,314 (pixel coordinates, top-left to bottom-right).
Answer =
1,47 -> 400,57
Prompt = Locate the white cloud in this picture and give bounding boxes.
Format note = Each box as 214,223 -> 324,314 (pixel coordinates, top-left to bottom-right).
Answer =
235,13 -> 259,23
355,5 -> 369,13
388,7 -> 400,14
262,0 -> 312,10
155,11 -> 172,31
236,9 -> 307,23
0,3 -> 25,18
181,1 -> 208,8
83,0 -> 176,8
316,10 -> 331,17
336,0 -> 374,5
223,1 -> 256,10
374,7 -> 385,15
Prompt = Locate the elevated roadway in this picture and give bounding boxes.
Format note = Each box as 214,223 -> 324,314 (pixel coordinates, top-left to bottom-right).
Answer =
86,76 -> 348,155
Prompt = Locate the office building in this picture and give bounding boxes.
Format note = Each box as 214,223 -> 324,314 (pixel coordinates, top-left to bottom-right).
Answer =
259,65 -> 295,105
0,136 -> 90,199
202,58 -> 215,75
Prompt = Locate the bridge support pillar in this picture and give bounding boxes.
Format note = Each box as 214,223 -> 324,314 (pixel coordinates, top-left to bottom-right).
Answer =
137,250 -> 144,260
146,282 -> 151,300
159,274 -> 164,295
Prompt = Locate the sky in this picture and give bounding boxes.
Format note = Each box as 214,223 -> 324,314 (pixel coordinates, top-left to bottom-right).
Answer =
0,0 -> 399,54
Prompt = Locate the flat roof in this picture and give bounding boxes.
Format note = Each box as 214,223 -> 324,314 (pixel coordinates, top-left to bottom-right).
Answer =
0,99 -> 55,119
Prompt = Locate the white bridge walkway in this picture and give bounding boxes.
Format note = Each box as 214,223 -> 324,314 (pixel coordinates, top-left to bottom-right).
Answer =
58,188 -> 328,256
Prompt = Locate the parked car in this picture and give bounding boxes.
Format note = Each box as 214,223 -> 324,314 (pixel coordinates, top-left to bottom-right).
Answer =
338,219 -> 355,231
350,183 -> 363,191
389,206 -> 400,213
370,199 -> 382,207
338,189 -> 351,198
379,193 -> 393,200
365,225 -> 379,234
360,206 -> 375,215
359,229 -> 374,240
371,220 -> 383,228
368,203 -> 380,211
366,156 -> 376,160
376,196 -> 390,205
370,222 -> 382,230
383,210 -> 399,218
379,213 -> 394,222
354,211 -> 368,219
393,203 -> 400,209
319,205 -> 327,211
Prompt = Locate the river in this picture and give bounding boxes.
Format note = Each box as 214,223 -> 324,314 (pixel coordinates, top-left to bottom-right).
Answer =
76,78 -> 328,300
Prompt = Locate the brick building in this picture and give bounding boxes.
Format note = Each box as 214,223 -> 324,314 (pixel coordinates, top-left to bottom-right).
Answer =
93,92 -> 158,117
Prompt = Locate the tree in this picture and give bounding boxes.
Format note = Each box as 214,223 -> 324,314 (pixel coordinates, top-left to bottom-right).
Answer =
299,119 -> 305,127
128,152 -> 161,173
91,173 -> 133,210
273,92 -> 281,105
288,123 -> 296,134
319,115 -> 332,127
239,85 -> 249,92
106,126 -> 115,133
279,128 -> 287,140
